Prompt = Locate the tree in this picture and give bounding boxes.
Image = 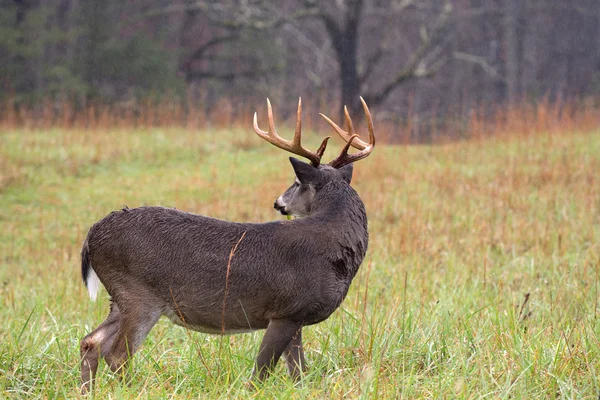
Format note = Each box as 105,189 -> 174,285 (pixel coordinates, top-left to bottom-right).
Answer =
303,0 -> 453,119
77,1 -> 184,103
2,0 -> 599,128
147,0 -> 454,120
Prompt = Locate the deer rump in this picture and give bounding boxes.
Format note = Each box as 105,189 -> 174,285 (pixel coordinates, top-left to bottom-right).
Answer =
82,206 -> 360,333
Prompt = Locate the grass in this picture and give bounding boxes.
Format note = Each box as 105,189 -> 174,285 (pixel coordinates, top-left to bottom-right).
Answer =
0,121 -> 599,399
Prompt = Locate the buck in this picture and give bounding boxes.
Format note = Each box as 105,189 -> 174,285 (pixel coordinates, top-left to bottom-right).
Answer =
79,97 -> 375,392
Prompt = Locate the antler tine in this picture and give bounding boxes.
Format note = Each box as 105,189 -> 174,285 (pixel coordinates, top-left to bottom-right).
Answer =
361,96 -> 376,149
324,97 -> 376,169
320,100 -> 372,151
344,105 -> 356,138
315,137 -> 330,159
267,98 -> 276,136
293,97 -> 302,148
253,98 -> 327,167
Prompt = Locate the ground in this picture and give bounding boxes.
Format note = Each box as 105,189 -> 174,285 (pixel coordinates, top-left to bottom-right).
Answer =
0,125 -> 599,398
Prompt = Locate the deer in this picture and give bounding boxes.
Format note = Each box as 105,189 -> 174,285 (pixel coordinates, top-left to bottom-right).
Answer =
79,97 -> 375,393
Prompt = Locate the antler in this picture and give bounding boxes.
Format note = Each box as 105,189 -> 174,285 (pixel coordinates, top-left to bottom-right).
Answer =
320,97 -> 376,169
254,98 -> 330,167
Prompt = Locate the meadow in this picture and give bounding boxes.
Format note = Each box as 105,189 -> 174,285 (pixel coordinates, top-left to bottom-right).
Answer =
0,107 -> 599,398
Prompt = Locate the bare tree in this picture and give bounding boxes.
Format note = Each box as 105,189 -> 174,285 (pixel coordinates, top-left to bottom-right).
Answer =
503,0 -> 521,103
289,0 -> 454,119
146,0 -> 453,119
3,0 -> 599,133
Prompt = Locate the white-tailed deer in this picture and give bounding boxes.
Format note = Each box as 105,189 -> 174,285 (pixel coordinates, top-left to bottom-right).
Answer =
79,97 -> 375,392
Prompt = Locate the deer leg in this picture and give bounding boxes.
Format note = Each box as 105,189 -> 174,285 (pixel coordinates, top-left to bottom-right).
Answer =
80,302 -> 121,393
252,319 -> 302,383
284,326 -> 306,381
103,304 -> 161,384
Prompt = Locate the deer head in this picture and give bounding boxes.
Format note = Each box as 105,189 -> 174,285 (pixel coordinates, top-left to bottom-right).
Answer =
253,97 -> 375,218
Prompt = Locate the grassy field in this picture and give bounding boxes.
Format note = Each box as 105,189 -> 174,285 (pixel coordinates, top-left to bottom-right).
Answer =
0,122 -> 599,399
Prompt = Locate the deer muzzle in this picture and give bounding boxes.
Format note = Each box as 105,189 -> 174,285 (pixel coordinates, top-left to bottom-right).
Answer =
274,200 -> 288,215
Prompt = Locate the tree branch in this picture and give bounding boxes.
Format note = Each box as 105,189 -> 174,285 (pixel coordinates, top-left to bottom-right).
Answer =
316,11 -> 344,57
453,51 -> 503,80
360,47 -> 384,85
143,2 -> 211,19
180,33 -> 241,79
189,33 -> 240,61
185,66 -> 278,82
144,2 -> 320,31
365,2 -> 453,107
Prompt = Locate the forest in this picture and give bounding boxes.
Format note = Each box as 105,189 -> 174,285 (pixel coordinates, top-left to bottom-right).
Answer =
1,0 -> 599,139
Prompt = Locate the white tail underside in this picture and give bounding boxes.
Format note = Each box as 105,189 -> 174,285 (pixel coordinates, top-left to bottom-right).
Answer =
86,265 -> 101,301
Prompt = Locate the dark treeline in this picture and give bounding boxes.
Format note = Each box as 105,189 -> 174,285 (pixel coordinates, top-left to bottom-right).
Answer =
1,0 -> 599,136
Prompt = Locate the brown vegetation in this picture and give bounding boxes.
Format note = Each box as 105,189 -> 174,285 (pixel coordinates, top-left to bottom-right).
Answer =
1,97 -> 598,144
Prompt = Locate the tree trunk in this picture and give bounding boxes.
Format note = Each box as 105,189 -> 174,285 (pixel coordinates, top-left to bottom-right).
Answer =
503,0 -> 520,103
339,29 -> 361,121
321,0 -> 364,121
13,0 -> 37,98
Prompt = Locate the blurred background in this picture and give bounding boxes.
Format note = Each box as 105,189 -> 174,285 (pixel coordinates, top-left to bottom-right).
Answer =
1,0 -> 599,140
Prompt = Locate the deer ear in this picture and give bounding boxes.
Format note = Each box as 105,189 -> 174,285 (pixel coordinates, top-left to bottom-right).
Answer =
339,163 -> 353,184
289,157 -> 319,184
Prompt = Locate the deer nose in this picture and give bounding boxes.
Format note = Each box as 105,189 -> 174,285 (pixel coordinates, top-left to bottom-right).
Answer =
273,201 -> 288,215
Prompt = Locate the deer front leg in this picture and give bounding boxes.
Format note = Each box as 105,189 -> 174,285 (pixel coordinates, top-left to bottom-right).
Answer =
284,326 -> 306,381
252,319 -> 302,383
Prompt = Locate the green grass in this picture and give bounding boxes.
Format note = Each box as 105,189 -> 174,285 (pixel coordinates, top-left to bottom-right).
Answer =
1,125 -> 599,398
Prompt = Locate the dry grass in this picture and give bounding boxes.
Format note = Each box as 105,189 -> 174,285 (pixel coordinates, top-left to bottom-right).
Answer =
2,96 -> 598,143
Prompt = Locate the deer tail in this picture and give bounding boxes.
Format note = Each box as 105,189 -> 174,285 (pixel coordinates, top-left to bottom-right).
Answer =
81,238 -> 100,301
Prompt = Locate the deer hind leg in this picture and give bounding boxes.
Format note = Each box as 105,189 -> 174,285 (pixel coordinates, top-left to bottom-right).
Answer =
252,319 -> 303,383
80,302 -> 121,393
102,302 -> 161,384
284,326 -> 306,381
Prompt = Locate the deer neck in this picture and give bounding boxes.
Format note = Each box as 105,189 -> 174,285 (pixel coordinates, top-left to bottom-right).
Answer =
308,183 -> 369,279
